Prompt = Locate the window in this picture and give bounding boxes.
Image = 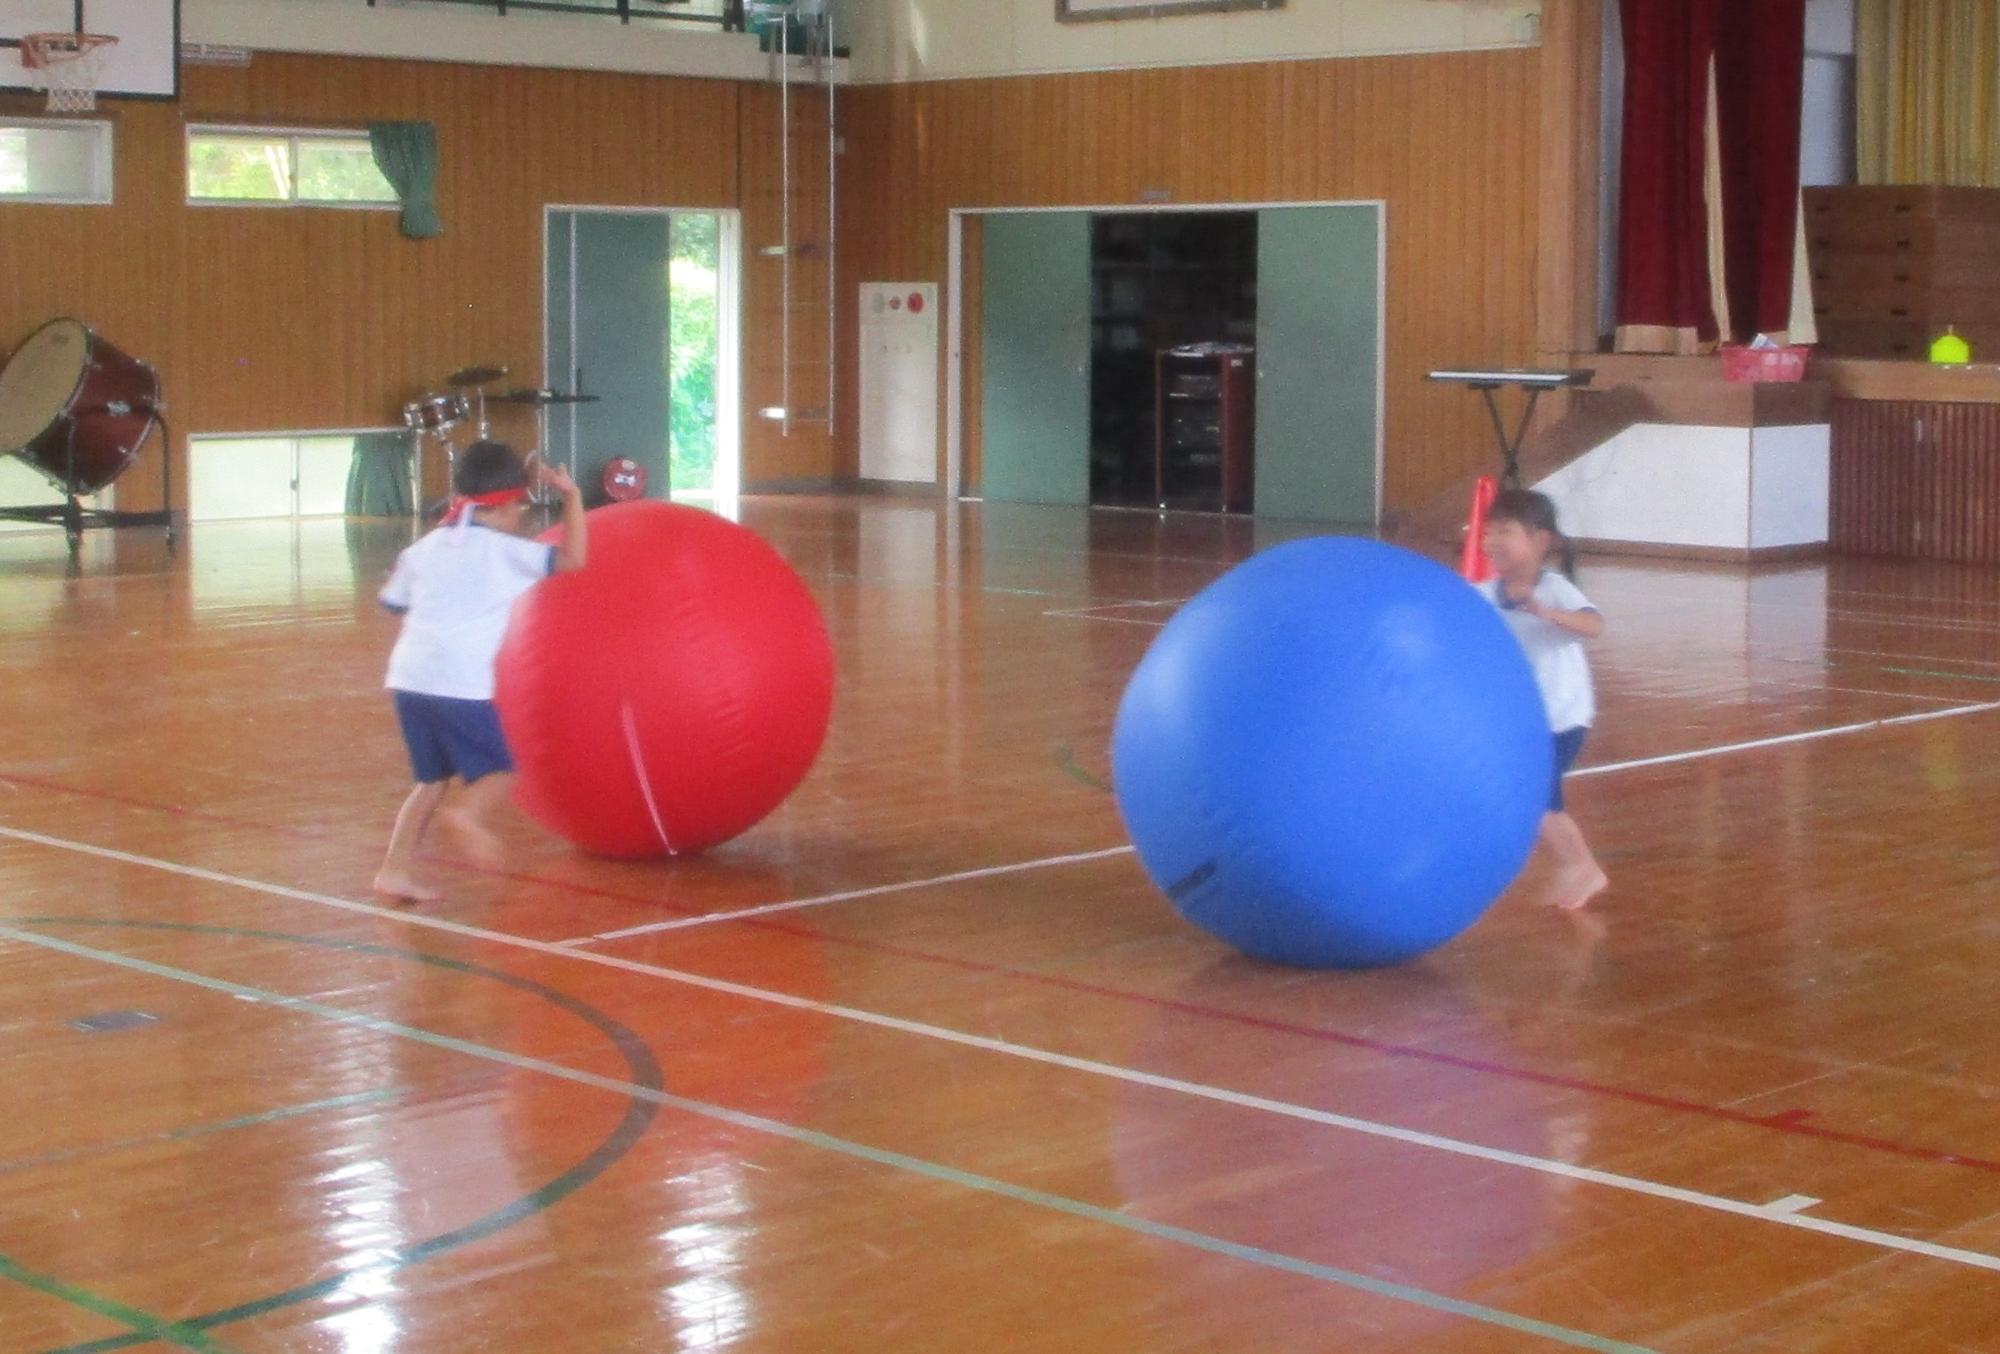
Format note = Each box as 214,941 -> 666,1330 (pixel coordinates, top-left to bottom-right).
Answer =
186,127 -> 397,208
0,118 -> 113,204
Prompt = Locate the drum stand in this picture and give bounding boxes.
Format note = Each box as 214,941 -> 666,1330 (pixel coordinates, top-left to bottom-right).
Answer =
0,408 -> 176,555
417,426 -> 457,524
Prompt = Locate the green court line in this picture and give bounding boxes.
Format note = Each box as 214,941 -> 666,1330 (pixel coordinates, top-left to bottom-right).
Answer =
15,918 -> 661,1354
1053,741 -> 1114,793
0,922 -> 1657,1354
0,1088 -> 405,1179
1876,665 -> 2000,686
0,1253 -> 237,1354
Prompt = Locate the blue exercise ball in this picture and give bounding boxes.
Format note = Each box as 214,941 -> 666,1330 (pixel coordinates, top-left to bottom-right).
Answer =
1111,537 -> 1551,969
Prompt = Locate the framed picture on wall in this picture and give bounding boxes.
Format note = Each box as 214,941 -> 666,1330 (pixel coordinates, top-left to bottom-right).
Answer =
1056,0 -> 1284,22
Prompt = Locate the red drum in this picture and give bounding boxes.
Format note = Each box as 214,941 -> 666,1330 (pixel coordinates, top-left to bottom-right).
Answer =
403,392 -> 469,434
0,319 -> 162,495
602,457 -> 646,502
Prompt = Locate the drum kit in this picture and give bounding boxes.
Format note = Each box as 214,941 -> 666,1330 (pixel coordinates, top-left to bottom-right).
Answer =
402,365 -> 600,511
0,318 -> 175,551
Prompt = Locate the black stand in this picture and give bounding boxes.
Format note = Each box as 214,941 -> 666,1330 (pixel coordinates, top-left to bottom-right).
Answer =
1426,369 -> 1593,488
0,409 -> 175,556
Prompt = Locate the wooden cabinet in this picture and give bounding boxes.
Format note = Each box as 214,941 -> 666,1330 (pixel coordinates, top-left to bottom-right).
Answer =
1831,398 -> 2000,561
1154,345 -> 1254,513
1806,186 -> 2000,359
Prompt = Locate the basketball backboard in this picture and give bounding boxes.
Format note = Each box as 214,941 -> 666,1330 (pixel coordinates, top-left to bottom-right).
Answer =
1,0 -> 180,101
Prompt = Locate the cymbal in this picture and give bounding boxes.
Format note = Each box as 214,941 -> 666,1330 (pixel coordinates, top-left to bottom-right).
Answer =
499,388 -> 602,406
446,364 -> 509,387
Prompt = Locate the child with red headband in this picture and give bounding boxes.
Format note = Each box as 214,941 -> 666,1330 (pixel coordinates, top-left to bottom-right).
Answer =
373,439 -> 587,902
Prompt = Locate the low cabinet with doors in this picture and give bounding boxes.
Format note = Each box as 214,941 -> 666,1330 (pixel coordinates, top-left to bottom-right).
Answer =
1831,396 -> 2000,561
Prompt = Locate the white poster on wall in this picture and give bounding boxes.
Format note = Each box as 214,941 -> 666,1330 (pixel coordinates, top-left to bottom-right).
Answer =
858,283 -> 939,485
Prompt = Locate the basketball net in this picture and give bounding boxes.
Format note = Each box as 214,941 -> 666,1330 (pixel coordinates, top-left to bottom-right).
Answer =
20,32 -> 118,113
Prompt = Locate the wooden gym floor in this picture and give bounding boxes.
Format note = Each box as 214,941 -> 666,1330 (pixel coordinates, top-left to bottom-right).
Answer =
5,497 -> 2000,1352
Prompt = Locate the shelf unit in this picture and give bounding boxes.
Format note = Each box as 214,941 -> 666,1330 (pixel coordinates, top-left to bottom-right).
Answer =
1154,345 -> 1254,512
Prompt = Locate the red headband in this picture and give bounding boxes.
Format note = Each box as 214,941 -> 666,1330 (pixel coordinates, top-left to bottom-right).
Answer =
445,486 -> 528,524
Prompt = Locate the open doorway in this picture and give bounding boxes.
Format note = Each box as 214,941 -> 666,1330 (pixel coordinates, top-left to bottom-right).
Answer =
1090,212 -> 1257,510
545,207 -> 741,511
964,201 -> 1381,525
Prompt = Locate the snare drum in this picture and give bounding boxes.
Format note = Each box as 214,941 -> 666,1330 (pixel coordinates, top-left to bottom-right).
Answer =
402,392 -> 470,434
0,319 -> 162,495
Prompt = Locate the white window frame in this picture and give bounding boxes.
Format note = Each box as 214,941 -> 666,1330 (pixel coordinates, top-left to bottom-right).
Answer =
0,117 -> 114,206
184,124 -> 399,211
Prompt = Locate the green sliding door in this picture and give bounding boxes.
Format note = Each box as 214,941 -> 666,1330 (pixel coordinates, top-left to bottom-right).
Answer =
1255,206 -> 1381,524
980,212 -> 1091,505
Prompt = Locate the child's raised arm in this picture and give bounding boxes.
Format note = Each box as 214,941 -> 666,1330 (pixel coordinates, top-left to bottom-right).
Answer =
538,463 -> 589,573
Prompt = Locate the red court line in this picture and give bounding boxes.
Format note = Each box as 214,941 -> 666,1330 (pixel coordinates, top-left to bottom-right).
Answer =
6,770 -> 1999,1176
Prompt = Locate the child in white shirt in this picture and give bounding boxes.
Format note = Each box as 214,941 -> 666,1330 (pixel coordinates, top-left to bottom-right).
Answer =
373,440 -> 586,902
1478,489 -> 1607,911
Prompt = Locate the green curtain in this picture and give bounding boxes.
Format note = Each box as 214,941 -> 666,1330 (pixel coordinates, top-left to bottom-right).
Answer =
346,433 -> 416,516
368,121 -> 442,239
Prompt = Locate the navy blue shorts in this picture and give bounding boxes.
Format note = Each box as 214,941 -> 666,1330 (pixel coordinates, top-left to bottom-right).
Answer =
1550,727 -> 1589,812
392,691 -> 514,784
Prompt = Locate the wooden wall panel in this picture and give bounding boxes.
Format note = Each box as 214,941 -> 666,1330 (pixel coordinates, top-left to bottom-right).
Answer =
0,52 -> 748,512
837,47 -> 1543,513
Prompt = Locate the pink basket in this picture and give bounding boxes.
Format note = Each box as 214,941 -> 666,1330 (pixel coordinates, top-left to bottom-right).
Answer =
1720,345 -> 1810,383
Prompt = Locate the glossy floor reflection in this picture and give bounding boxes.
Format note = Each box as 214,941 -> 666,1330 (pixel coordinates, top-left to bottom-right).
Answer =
4,503 -> 2000,1351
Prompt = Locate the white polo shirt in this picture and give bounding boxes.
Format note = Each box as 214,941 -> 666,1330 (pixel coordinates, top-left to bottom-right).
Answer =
380,525 -> 554,700
1479,572 -> 1597,733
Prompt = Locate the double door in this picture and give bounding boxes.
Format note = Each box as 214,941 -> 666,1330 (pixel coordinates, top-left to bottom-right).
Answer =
979,206 -> 1380,524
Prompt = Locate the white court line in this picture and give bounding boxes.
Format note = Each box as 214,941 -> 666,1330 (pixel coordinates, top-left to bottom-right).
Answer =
3,820 -> 2000,1277
1042,599 -> 1186,628
1044,612 -> 1172,629
0,924 -> 1650,1353
1771,684 -> 1965,706
576,699 -> 2000,942
1569,700 -> 2000,780
570,845 -> 1137,946
1763,1194 -> 1821,1215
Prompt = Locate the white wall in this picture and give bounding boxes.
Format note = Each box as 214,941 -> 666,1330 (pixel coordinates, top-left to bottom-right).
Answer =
186,0 -> 1537,86
847,0 -> 1540,84
1801,0 -> 1855,186
1750,424 -> 1832,549
184,0 -> 847,84
1536,422 -> 1830,553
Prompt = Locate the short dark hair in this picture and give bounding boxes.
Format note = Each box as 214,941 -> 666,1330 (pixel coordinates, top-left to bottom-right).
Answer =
1488,488 -> 1576,578
453,440 -> 530,497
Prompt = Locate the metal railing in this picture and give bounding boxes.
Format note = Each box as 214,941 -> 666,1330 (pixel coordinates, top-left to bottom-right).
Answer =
359,0 -> 744,31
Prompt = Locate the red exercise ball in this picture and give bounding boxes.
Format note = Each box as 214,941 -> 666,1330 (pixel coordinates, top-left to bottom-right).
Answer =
494,500 -> 834,858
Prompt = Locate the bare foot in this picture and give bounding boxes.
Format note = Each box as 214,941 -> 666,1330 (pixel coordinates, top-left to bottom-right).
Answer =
1554,866 -> 1609,912
439,807 -> 505,868
373,872 -> 442,904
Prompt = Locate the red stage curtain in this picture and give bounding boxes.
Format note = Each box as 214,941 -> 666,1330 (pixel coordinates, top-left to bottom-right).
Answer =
1615,0 -> 1721,353
1715,0 -> 1806,342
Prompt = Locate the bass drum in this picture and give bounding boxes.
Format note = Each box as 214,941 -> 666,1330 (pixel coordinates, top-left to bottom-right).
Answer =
0,319 -> 162,495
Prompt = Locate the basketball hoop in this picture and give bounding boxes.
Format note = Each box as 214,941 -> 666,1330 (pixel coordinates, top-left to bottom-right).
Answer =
19,32 -> 118,114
